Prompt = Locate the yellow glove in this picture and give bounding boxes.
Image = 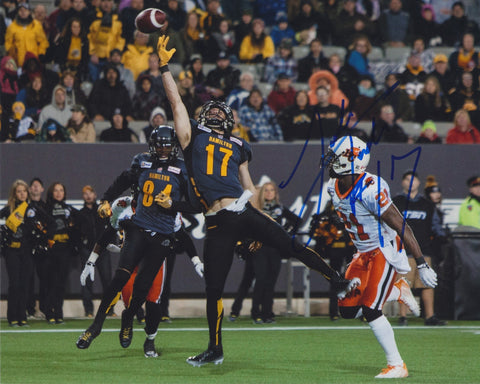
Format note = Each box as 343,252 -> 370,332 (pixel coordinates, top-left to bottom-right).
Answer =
157,35 -> 176,66
248,241 -> 262,252
47,239 -> 55,249
155,192 -> 172,209
98,200 -> 112,218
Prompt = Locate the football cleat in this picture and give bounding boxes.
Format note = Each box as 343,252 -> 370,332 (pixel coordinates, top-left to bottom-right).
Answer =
160,316 -> 172,323
76,327 -> 100,349
253,318 -> 263,324
395,278 -> 420,317
228,314 -> 238,322
186,346 -> 224,367
424,315 -> 447,326
336,277 -> 361,299
119,310 -> 133,348
143,338 -> 159,358
375,363 -> 409,379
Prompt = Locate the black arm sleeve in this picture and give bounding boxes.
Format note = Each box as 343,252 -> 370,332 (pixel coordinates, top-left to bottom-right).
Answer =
175,227 -> 198,259
96,225 -> 118,250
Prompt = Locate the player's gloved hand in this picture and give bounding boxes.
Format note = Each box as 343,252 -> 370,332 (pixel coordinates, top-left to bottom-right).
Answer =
47,239 -> 55,248
98,200 -> 112,218
80,261 -> 95,286
106,244 -> 121,253
248,241 -> 262,252
191,256 -> 204,278
418,263 -> 437,288
157,35 -> 176,66
155,192 -> 172,209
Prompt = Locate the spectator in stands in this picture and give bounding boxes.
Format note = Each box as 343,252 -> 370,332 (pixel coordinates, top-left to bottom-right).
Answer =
400,51 -> 427,102
139,106 -> 166,143
33,5 -> 51,38
226,71 -> 255,111
46,0 -> 71,41
448,33 -> 480,87
446,108 -> 480,143
414,75 -> 452,123
232,8 -> 253,57
327,52 -> 358,103
254,0 -> 287,27
38,85 -> 72,129
415,4 -> 442,47
52,18 -> 90,81
338,110 -> 369,141
188,54 -> 210,103
18,52 -> 59,94
448,71 -> 480,127
70,0 -> 90,30
177,70 -> 203,118
332,0 -> 374,47
121,30 -> 153,81
440,1 -> 480,47
204,17 -> 236,63
0,56 -> 19,119
378,0 -> 412,47
239,88 -> 284,141
346,34 -> 374,80
430,0 -> 455,24
267,73 -> 297,114
99,107 -> 139,142
132,73 -> 163,121
179,12 -> 206,67
36,118 -> 72,142
307,69 -> 349,108
3,101 -> 36,142
56,0 -> 77,36
89,64 -> 133,121
60,69 -> 88,109
313,85 -> 341,138
352,75 -> 377,121
297,38 -> 328,83
15,75 -> 49,121
230,108 -> 251,141
458,175 -> 480,229
291,0 -> 329,46
239,18 -> 275,63
200,0 -> 224,39
415,120 -> 442,144
204,51 -> 240,100
5,2 -> 49,67
277,90 -> 315,141
262,38 -> 298,83
270,11 -> 295,48
119,0 -> 143,44
372,104 -> 411,143
87,0 -> 125,82
429,54 -> 456,97
408,37 -> 435,74
106,48 -> 135,99
139,52 -> 166,101
323,0 -> 343,30
66,104 -> 96,142
164,0 -> 186,32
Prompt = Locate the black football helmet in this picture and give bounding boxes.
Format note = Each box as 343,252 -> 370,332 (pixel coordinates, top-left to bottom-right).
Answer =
149,125 -> 178,163
197,100 -> 234,134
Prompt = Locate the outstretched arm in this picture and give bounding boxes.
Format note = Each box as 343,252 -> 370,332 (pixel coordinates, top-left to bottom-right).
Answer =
238,161 -> 259,208
157,35 -> 191,150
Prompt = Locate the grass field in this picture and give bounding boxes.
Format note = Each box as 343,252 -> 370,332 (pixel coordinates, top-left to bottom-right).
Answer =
1,316 -> 479,384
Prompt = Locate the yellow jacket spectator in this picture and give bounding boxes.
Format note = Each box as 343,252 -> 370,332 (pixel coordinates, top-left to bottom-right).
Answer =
121,31 -> 153,80
88,13 -> 124,60
5,3 -> 49,67
239,18 -> 275,63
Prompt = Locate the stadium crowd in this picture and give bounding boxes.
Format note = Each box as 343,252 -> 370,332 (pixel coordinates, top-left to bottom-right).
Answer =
1,0 -> 480,143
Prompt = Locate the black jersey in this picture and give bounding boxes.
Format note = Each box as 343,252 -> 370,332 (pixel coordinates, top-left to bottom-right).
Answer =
182,119 -> 252,210
102,152 -> 189,234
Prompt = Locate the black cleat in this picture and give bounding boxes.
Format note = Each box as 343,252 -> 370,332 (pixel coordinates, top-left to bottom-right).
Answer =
143,338 -> 159,358
186,346 -> 224,367
119,310 -> 133,348
76,327 -> 100,349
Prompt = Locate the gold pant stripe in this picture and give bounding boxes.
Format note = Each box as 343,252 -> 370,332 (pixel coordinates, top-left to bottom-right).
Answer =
216,299 -> 224,346
106,292 -> 121,314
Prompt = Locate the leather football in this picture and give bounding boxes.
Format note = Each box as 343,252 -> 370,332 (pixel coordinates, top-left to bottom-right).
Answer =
135,8 -> 166,33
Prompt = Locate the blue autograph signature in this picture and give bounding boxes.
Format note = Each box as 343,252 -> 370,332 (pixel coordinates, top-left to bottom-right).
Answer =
279,81 -> 421,251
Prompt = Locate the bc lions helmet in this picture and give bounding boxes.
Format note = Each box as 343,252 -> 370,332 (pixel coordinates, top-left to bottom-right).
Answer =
149,125 -> 178,163
198,100 -> 234,134
325,136 -> 370,176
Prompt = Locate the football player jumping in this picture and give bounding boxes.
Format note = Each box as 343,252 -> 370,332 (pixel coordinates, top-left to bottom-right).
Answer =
325,135 -> 438,379
156,35 -> 360,367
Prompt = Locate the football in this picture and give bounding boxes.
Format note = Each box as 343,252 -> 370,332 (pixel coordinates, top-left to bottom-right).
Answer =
135,8 -> 166,33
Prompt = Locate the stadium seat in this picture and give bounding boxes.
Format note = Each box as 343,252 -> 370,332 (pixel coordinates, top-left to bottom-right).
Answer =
293,45 -> 310,59
384,47 -> 411,62
322,46 -> 347,60
368,46 -> 384,62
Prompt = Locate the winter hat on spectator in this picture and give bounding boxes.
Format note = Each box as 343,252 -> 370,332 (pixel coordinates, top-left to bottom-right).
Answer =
424,175 -> 441,195
421,4 -> 436,20
276,12 -> 288,23
71,104 -> 87,114
82,185 -> 95,194
279,38 -> 293,51
421,120 -> 437,133
433,54 -> 448,64
467,176 -> 480,188
18,2 -> 30,10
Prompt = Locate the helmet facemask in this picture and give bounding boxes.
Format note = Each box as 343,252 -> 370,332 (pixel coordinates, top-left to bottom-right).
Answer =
198,101 -> 234,135
149,126 -> 179,164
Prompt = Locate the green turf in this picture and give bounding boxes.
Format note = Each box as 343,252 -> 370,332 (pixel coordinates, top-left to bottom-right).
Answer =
1,317 -> 479,384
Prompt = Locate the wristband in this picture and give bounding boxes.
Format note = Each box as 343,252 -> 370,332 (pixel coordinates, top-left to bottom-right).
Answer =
160,65 -> 170,74
415,256 -> 426,266
87,251 -> 100,264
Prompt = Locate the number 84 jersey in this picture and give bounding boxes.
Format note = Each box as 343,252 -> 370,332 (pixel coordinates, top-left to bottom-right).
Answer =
326,172 -> 398,253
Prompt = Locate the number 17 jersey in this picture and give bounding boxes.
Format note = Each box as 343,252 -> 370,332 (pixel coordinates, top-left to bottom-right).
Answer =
182,120 -> 252,210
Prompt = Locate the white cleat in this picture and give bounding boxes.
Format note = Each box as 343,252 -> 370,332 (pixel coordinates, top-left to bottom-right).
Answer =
337,277 -> 361,300
395,278 -> 420,317
375,363 -> 409,379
